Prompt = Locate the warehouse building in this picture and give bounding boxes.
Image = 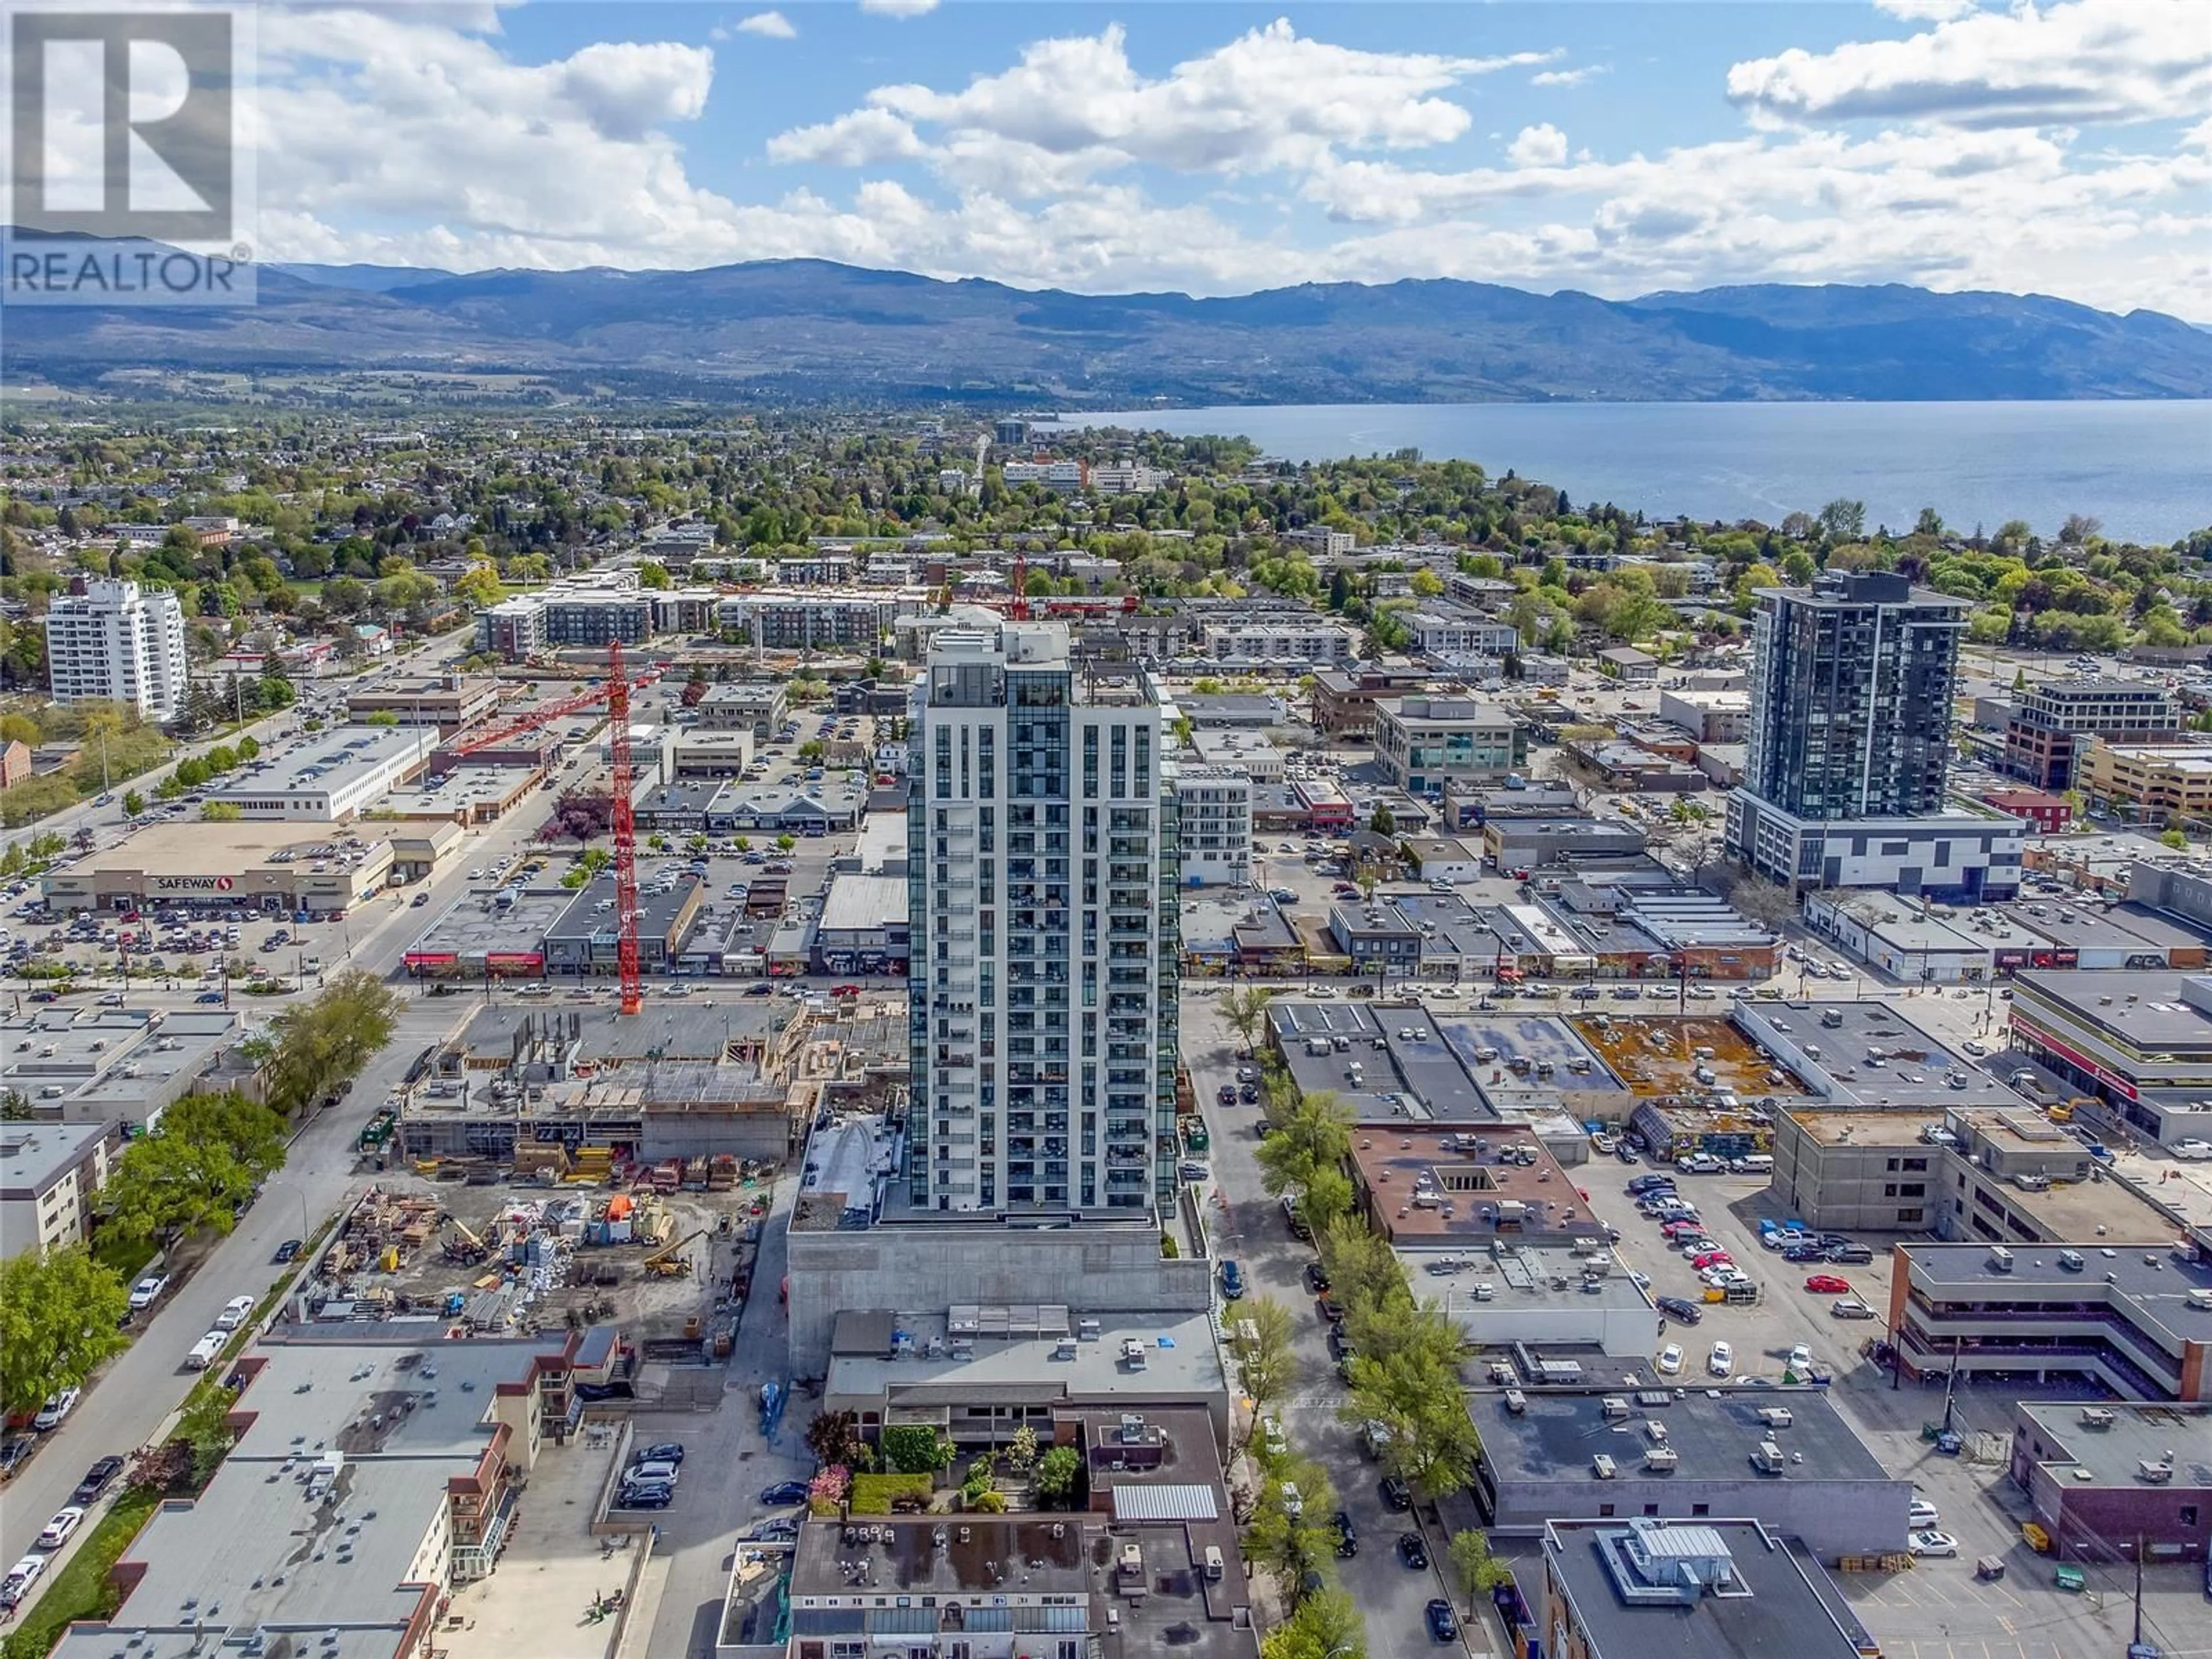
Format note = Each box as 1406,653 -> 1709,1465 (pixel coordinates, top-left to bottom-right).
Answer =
1475,1385 -> 1911,1558
204,724 -> 434,821
2008,1400 -> 2212,1562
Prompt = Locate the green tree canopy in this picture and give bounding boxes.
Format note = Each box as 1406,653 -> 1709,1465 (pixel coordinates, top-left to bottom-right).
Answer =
0,1246 -> 131,1415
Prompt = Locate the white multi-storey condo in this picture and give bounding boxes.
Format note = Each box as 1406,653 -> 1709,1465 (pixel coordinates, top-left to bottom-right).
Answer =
907,622 -> 1179,1217
42,577 -> 188,722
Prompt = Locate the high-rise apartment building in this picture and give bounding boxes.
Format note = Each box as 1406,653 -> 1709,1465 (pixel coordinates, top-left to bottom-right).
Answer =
43,578 -> 188,722
906,623 -> 1180,1217
1743,571 -> 1963,819
1729,571 -> 2021,899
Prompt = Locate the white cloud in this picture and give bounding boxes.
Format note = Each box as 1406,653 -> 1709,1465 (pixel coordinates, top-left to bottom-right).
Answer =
772,21 -> 1556,191
1531,66 -> 1604,88
1873,0 -> 1980,19
232,5 -> 2211,319
1729,0 -> 2212,128
735,12 -> 797,39
1508,124 -> 1569,166
859,0 -> 941,16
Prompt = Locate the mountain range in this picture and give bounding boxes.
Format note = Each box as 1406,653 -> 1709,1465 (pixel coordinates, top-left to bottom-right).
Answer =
10,252 -> 2211,405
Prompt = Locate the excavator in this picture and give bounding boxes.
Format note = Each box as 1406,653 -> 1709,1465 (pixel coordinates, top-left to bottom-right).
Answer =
642,1228 -> 709,1278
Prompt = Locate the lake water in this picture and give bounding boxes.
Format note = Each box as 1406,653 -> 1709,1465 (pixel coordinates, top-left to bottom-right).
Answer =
1051,402 -> 2212,546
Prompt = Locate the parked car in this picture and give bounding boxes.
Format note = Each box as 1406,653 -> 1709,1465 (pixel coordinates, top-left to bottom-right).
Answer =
71,1456 -> 124,1506
1656,1343 -> 1683,1375
35,1508 -> 85,1550
32,1388 -> 80,1431
1380,1475 -> 1411,1511
1910,1530 -> 1959,1558
759,1480 -> 810,1506
1707,1341 -> 1734,1377
1424,1598 -> 1459,1641
1219,1260 -> 1246,1301
1304,1263 -> 1331,1294
637,1442 -> 687,1465
1,1555 -> 46,1612
618,1482 -> 674,1510
1831,1297 -> 1877,1320
272,1239 -> 303,1264
1804,1274 -> 1853,1294
1654,1296 -> 1703,1324
1910,1499 -> 1940,1529
127,1274 -> 168,1310
1332,1510 -> 1358,1557
1399,1532 -> 1429,1569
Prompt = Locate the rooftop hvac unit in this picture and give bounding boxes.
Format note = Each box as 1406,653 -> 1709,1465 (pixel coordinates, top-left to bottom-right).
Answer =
1643,1447 -> 1678,1471
1592,1455 -> 1618,1480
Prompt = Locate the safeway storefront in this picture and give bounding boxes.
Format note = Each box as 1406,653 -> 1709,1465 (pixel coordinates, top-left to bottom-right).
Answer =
42,824 -> 395,916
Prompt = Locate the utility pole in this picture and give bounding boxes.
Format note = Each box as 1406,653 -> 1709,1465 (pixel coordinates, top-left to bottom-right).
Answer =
1939,1335 -> 1962,1434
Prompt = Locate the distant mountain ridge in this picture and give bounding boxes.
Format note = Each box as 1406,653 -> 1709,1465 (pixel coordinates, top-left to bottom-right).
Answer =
9,251 -> 2210,404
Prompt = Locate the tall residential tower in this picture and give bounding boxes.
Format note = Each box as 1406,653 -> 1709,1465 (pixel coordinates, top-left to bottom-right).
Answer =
1728,571 -> 2021,900
906,622 -> 1180,1216
42,577 -> 188,723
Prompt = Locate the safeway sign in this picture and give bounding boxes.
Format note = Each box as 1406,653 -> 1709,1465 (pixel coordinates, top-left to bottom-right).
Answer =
152,875 -> 234,892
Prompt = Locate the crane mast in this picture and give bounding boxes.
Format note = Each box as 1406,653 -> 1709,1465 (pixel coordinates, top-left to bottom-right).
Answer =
605,639 -> 644,1016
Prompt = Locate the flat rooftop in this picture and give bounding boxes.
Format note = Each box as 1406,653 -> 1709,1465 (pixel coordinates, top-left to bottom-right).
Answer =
1737,1000 -> 2022,1108
1571,1014 -> 1808,1103
2016,1400 -> 2212,1490
1266,1001 -> 1420,1118
406,887 -> 576,960
210,723 -> 430,796
825,1306 -> 1226,1406
452,999 -> 785,1066
1786,1109 -> 1942,1147
0,1118 -> 108,1194
59,821 -> 389,877
820,873 -> 907,934
1903,1241 -> 2212,1345
1483,1384 -> 1894,1487
1350,1122 -> 1606,1247
1411,1243 -> 1650,1318
546,872 -> 704,944
1546,1518 -> 1874,1659
2013,969 -> 2212,1052
382,763 -> 541,815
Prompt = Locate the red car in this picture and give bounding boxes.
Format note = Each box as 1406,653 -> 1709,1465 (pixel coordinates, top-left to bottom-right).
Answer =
830,984 -> 862,998
1690,1251 -> 1733,1270
1804,1274 -> 1853,1294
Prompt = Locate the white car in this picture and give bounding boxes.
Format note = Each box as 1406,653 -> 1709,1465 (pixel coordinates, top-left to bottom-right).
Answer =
32,1388 -> 80,1431
0,1554 -> 46,1611
1910,1530 -> 1959,1558
214,1294 -> 256,1332
1787,1343 -> 1813,1372
128,1273 -> 168,1310
36,1508 -> 85,1550
1909,1499 -> 1940,1529
1656,1343 -> 1684,1376
2171,1139 -> 2212,1161
1707,1341 -> 1733,1377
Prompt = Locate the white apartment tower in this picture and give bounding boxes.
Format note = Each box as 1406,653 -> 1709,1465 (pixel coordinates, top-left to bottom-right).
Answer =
907,623 -> 1180,1217
43,578 -> 188,722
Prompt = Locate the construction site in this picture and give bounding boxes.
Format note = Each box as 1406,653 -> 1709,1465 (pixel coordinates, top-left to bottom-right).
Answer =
287,1173 -> 779,1380
382,997 -> 910,1181
1567,1013 -> 1814,1161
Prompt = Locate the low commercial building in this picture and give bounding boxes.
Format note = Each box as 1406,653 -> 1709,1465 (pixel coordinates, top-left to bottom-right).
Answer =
1656,687 -> 1749,743
1347,1123 -> 1607,1251
0,1120 -> 113,1259
628,778 -> 730,832
821,1305 -> 1230,1455
543,876 -> 707,976
2009,1400 -> 2212,1562
2080,736 -> 2212,815
344,674 -> 501,737
1475,1387 -> 1910,1558
1174,764 -> 1252,887
1200,616 -> 1358,666
62,1324 -> 616,1659
1373,696 -> 1524,796
2005,680 -> 2181,790
703,780 -> 865,835
1539,1518 -> 1877,1659
1981,787 -> 2073,835
1726,793 -> 2025,902
1307,666 -> 1433,738
402,886 -> 577,980
6,1007 -> 247,1135
1482,817 -> 1644,871
2008,968 -> 2212,1148
380,762 -> 544,826
42,824 -> 396,915
696,683 -> 789,739
1187,728 -> 1282,783
1889,1238 -> 2212,1402
1595,646 -> 1658,683
204,724 -> 435,821
663,728 -> 755,779
1328,900 -> 1423,978
813,873 -> 909,975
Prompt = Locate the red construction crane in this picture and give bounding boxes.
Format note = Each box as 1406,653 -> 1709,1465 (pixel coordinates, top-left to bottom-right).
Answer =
445,664 -> 660,759
606,639 -> 645,1016
442,643 -> 661,1014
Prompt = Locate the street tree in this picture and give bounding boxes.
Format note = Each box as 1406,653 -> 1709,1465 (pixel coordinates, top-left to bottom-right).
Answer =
0,1245 -> 131,1414
99,1089 -> 288,1247
262,971 -> 402,1119
1243,1454 -> 1339,1594
1229,1296 -> 1300,1447
1446,1528 -> 1513,1609
1260,1588 -> 1365,1659
1219,985 -> 1274,1055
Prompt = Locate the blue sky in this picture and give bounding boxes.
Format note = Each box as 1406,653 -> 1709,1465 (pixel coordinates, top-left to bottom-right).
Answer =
240,1 -> 2208,315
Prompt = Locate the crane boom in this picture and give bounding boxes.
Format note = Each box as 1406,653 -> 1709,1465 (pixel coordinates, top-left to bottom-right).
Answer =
445,668 -> 658,759
607,639 -> 643,1017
